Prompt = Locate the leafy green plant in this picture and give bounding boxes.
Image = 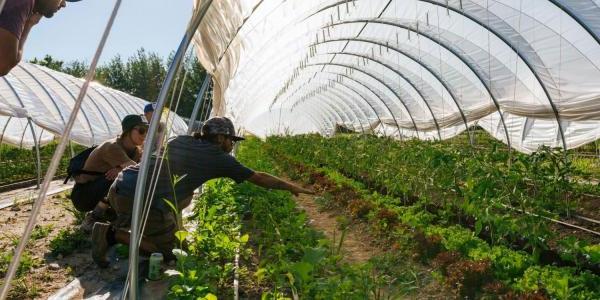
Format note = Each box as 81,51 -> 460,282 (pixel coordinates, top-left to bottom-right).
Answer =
513,266 -> 600,300
30,224 -> 54,240
49,227 -> 89,256
0,250 -> 41,288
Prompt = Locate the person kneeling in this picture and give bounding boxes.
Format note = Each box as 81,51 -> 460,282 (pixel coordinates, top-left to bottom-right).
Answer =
71,115 -> 147,232
91,117 -> 313,267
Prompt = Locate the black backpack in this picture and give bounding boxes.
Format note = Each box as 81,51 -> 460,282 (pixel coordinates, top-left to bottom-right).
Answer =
64,146 -> 104,184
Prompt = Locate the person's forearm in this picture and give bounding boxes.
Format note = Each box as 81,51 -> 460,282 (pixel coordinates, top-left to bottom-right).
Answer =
257,172 -> 295,191
249,172 -> 314,195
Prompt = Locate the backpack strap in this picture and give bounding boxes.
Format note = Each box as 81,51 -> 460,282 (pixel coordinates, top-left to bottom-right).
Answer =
64,170 -> 105,184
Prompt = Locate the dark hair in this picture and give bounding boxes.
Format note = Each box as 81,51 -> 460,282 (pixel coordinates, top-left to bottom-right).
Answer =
121,129 -> 133,139
193,131 -> 220,144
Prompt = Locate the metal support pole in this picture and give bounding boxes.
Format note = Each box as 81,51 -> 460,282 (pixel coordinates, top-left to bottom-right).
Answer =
187,74 -> 211,134
0,0 -> 6,16
127,1 -> 213,299
0,1 -> 122,298
27,118 -> 41,189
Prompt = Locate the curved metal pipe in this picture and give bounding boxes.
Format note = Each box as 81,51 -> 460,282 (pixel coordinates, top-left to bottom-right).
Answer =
299,88 -> 368,134
0,0 -> 123,297
326,19 -> 514,149
418,0 -> 566,150
187,75 -> 211,134
93,85 -> 133,119
288,80 -> 373,134
275,71 -> 387,135
314,38 -> 470,143
323,51 -> 442,140
305,96 -> 358,133
308,62 -> 419,137
61,76 -> 118,137
127,2 -> 213,298
287,72 -> 388,136
16,65 -> 69,128
0,116 -> 11,146
35,68 -> 97,145
305,95 -> 348,129
297,105 -> 329,133
297,99 -> 338,131
546,0 -> 600,45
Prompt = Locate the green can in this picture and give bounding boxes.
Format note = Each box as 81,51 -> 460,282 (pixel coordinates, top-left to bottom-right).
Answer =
148,252 -> 163,280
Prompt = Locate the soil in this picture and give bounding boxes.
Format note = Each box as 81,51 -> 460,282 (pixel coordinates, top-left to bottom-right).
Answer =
293,193 -> 380,264
0,191 -> 124,300
291,187 -> 450,299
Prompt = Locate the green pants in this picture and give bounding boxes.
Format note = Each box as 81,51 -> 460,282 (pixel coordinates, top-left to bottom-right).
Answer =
107,185 -> 178,255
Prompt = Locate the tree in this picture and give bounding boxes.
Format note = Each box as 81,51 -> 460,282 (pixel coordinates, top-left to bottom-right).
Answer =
62,60 -> 88,78
30,55 -> 64,71
96,55 -> 129,92
29,49 -> 209,118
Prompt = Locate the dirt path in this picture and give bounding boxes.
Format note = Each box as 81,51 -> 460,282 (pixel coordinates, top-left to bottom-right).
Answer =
294,193 -> 380,264
0,191 -> 127,300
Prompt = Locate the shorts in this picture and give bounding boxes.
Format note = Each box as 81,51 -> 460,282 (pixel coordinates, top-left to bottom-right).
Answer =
70,177 -> 113,212
107,184 -> 178,254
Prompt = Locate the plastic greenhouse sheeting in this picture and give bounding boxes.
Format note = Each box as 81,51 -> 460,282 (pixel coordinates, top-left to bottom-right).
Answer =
192,0 -> 600,153
0,62 -> 188,148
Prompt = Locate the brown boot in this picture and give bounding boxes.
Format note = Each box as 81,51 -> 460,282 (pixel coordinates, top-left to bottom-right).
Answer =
91,222 -> 110,268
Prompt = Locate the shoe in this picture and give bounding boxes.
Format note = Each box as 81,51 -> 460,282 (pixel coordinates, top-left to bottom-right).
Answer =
92,222 -> 110,268
80,211 -> 100,233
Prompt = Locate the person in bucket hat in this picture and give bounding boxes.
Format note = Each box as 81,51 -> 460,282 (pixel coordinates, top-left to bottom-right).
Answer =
0,0 -> 82,76
73,114 -> 147,232
91,116 -> 314,267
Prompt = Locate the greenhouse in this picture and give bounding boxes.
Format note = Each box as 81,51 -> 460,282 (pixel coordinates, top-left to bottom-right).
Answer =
0,0 -> 599,299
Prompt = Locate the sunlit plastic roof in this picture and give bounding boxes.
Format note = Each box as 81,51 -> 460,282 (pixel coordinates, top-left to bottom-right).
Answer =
193,0 -> 600,153
0,62 -> 187,148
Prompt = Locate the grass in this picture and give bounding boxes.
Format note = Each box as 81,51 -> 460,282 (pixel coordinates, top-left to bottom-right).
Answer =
0,251 -> 41,278
49,227 -> 89,257
30,224 -> 54,241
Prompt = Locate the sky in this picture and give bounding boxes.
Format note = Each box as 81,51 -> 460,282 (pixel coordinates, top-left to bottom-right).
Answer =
24,0 -> 194,64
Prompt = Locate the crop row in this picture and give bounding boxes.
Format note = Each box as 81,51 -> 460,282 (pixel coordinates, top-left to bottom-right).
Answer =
0,143 -> 84,186
258,135 -> 599,299
263,135 -> 600,268
168,139 -> 425,299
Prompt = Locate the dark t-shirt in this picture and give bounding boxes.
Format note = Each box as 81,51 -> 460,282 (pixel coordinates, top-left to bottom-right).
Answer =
114,136 -> 254,212
0,0 -> 34,39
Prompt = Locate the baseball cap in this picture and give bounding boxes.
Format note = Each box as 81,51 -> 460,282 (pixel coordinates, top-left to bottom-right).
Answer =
201,117 -> 245,141
144,103 -> 156,114
65,0 -> 83,2
122,114 -> 148,133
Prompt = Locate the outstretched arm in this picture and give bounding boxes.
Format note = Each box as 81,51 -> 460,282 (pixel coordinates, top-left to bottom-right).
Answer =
248,172 -> 314,196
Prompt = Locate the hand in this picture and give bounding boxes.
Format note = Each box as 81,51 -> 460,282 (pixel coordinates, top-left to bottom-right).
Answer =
291,186 -> 315,196
105,167 -> 121,180
26,13 -> 43,26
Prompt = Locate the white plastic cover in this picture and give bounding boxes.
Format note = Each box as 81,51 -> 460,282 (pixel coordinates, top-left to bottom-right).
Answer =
193,0 -> 600,153
0,62 -> 188,148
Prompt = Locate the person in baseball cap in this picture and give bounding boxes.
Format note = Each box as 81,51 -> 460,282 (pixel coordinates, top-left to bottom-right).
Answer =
121,114 -> 148,134
91,116 -> 314,267
1,0 -> 82,76
73,114 -> 146,233
143,103 -> 155,123
201,116 -> 246,141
